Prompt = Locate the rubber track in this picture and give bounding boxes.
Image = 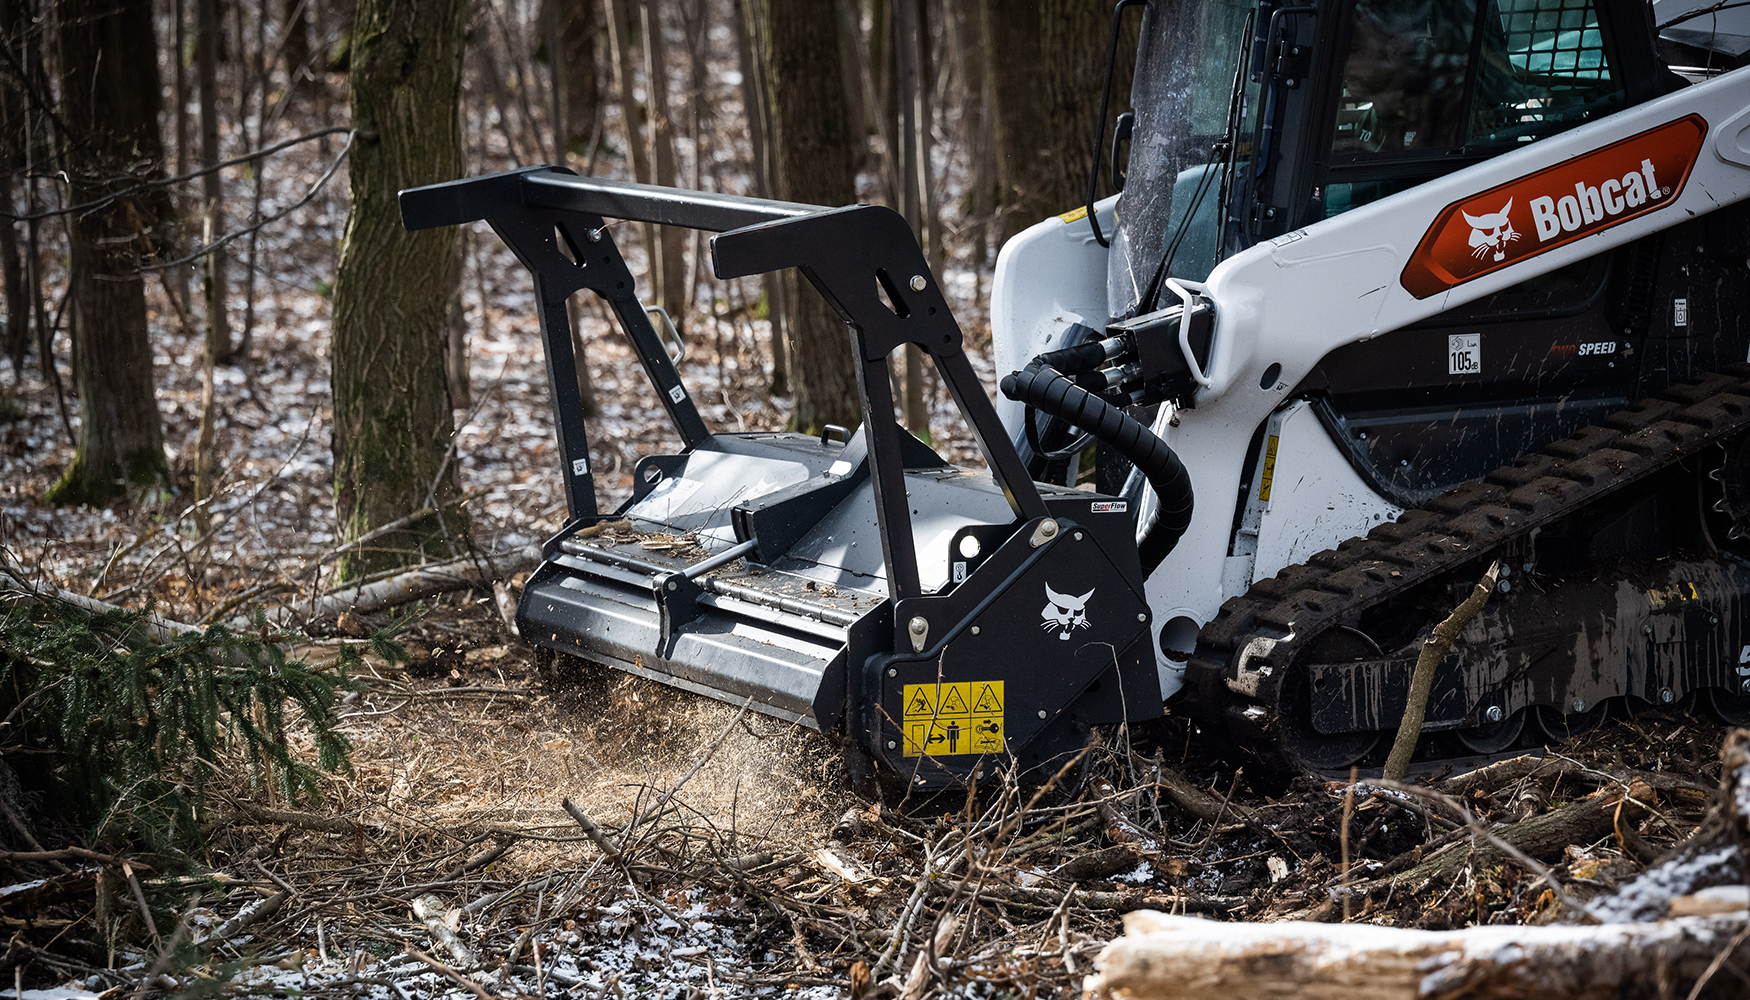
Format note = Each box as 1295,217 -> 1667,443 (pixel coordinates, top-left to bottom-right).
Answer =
1188,365 -> 1750,760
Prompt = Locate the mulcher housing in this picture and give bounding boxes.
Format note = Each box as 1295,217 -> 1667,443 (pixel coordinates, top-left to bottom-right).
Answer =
400,170 -> 1163,789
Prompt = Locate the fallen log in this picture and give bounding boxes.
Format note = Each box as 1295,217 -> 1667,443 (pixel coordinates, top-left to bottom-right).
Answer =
1,570 -> 198,642
1085,908 -> 1750,1000
300,546 -> 540,622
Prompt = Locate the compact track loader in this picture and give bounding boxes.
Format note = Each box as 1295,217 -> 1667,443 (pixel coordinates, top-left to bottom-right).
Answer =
403,0 -> 1750,785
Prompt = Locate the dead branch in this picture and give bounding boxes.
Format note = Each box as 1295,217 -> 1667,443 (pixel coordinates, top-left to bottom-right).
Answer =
1354,780 -> 1652,897
1384,560 -> 1499,781
412,893 -> 479,969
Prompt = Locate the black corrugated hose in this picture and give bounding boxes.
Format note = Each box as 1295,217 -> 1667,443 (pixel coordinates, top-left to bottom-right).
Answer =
1000,364 -> 1194,576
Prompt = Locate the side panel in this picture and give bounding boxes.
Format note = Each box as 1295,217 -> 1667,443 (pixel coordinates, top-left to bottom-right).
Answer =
1245,401 -> 1403,586
989,198 -> 1117,455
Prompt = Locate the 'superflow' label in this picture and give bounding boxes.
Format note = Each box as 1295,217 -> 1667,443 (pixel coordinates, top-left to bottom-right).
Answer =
1449,333 -> 1481,375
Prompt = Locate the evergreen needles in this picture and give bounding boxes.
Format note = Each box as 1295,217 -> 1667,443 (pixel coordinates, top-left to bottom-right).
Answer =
0,585 -> 381,849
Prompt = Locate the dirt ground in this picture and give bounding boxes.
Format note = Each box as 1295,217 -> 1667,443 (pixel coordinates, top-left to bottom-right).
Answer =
6,584 -> 1738,998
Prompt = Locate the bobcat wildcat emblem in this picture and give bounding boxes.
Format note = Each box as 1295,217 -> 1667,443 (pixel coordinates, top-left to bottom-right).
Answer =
1464,199 -> 1518,262
1041,584 -> 1094,640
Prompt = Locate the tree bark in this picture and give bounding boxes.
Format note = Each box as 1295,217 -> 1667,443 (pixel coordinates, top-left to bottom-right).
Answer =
553,0 -> 601,159
983,0 -> 1125,242
752,0 -> 860,432
172,0 -> 194,316
329,0 -> 470,579
731,0 -> 787,395
0,8 -> 26,379
640,0 -> 686,326
892,0 -> 928,438
282,0 -> 313,96
950,0 -> 991,268
44,0 -> 172,505
197,0 -> 231,361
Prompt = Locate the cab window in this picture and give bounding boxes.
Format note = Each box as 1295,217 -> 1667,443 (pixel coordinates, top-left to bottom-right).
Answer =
1329,0 -> 1625,162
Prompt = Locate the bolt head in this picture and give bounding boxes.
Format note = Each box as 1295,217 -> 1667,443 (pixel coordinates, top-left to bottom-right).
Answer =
909,274 -> 927,291
1572,698 -> 1586,713
1037,710 -> 1048,720
971,625 -> 981,635
1741,678 -> 1750,695
1497,580 -> 1511,594
887,667 -> 897,678
1661,689 -> 1674,703
1040,519 -> 1058,537
1643,626 -> 1653,635
908,616 -> 928,635
1073,531 -> 1084,541
1484,705 -> 1504,723
887,740 -> 897,750
1138,612 -> 1148,622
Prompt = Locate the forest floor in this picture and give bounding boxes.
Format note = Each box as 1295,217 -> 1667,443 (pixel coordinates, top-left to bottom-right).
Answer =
4,18 -> 1749,998
2,586 -> 1740,999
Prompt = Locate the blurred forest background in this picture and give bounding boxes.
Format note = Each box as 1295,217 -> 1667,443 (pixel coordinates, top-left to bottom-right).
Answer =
0,0 -> 1132,611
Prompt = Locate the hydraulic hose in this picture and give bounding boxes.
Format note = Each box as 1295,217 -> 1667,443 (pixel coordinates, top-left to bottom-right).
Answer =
1000,365 -> 1194,577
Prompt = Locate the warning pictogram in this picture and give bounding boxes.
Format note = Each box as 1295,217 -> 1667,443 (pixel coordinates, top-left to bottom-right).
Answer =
901,681 -> 1005,757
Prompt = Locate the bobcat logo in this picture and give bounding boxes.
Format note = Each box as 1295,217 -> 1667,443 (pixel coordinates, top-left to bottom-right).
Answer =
1041,584 -> 1094,640
1464,200 -> 1519,262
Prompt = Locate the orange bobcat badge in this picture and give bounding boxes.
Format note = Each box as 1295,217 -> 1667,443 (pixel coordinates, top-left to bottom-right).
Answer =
1400,115 -> 1708,299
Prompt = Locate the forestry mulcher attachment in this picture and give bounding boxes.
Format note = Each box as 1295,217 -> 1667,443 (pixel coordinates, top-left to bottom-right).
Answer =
405,0 -> 1750,785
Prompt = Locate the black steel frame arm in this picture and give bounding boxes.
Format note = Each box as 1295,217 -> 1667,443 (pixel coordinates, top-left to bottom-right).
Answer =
711,204 -> 1051,602
400,168 -> 1051,606
398,167 -> 822,521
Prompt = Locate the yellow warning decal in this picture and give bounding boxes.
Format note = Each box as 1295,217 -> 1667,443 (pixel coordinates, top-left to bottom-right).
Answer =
1646,581 -> 1700,608
1057,205 -> 1090,225
1257,435 -> 1281,502
902,681 -> 1005,757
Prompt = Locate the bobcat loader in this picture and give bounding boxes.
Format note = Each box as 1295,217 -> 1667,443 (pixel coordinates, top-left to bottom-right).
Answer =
402,0 -> 1750,785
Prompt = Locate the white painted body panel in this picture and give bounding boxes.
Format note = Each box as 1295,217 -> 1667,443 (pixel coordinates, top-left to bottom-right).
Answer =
989,198 -> 1118,454
1249,402 -> 1402,583
983,67 -> 1750,701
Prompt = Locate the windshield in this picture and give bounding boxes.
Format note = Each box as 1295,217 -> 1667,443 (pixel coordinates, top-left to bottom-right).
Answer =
1109,0 -> 1255,319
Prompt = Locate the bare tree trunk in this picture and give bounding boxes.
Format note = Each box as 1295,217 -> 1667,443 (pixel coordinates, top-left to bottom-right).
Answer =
45,0 -> 172,505
0,173 -> 23,381
330,0 -> 471,579
172,0 -> 193,315
751,0 -> 859,432
0,0 -> 26,381
196,0 -> 231,361
445,231 -> 470,412
605,0 -> 663,315
282,0 -> 312,97
731,0 -> 786,395
983,0 -> 1123,241
893,0 -> 928,437
950,0 -> 991,269
679,0 -> 707,320
566,297 -> 598,418
640,0 -> 686,326
550,0 -> 601,161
